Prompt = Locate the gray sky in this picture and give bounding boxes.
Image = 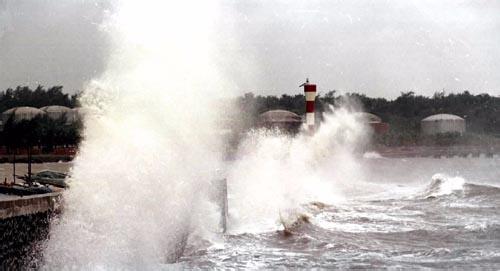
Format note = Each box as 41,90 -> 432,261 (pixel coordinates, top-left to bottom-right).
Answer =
1,0 -> 500,98
0,0 -> 110,93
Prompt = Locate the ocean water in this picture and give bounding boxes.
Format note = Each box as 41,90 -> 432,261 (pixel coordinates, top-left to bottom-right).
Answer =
178,156 -> 500,269
36,104 -> 500,269
28,1 -> 499,269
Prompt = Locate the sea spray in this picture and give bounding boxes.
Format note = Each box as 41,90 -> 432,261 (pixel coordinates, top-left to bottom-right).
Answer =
227,107 -> 370,233
42,1 -> 229,268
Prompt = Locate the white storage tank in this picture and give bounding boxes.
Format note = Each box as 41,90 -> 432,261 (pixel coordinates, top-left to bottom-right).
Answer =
70,107 -> 87,122
354,112 -> 382,124
258,109 -> 302,133
421,114 -> 466,135
2,106 -> 46,122
40,105 -> 72,120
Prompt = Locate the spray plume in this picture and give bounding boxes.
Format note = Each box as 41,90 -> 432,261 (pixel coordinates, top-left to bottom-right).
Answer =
42,1 -> 228,268
40,0 -> 372,267
227,107 -> 370,233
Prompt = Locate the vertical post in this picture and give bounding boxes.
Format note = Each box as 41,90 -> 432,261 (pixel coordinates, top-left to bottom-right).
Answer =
28,145 -> 32,184
219,178 -> 228,233
12,149 -> 16,184
302,78 -> 317,132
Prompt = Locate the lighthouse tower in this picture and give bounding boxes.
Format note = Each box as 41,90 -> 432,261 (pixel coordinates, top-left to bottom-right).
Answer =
300,78 -> 316,132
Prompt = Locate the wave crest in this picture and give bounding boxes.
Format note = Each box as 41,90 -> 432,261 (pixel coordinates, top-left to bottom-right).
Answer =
421,174 -> 500,199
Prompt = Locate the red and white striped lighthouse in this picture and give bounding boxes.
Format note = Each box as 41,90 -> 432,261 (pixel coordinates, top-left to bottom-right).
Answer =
300,78 -> 316,131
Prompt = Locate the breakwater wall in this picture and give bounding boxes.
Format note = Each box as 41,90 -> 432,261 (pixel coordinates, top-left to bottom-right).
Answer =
0,193 -> 61,268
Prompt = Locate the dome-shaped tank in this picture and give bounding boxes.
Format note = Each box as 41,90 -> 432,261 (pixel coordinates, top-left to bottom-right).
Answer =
354,112 -> 382,123
69,107 -> 87,122
354,112 -> 389,134
421,114 -> 465,135
258,109 -> 302,133
2,106 -> 46,122
40,105 -> 72,120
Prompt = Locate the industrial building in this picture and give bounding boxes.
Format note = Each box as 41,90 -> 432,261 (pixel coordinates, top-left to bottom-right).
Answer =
421,114 -> 466,135
257,109 -> 302,133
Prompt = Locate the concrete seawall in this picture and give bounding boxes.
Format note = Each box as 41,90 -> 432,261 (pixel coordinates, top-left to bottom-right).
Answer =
0,192 -> 62,220
0,193 -> 62,268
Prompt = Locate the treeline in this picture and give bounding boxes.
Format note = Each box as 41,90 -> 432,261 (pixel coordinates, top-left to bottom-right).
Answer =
345,91 -> 500,145
236,90 -> 500,145
1,116 -> 82,152
2,85 -> 499,149
0,86 -> 81,153
0,85 -> 79,113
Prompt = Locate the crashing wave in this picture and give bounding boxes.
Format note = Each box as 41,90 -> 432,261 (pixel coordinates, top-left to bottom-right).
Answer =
278,209 -> 312,236
421,174 -> 500,199
423,174 -> 466,198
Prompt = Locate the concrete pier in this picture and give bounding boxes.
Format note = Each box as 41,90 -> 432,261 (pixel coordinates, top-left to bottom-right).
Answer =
0,192 -> 62,220
0,192 -> 62,268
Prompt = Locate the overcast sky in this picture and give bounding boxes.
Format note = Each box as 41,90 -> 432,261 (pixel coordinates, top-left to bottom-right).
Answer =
0,0 -> 110,94
1,0 -> 500,98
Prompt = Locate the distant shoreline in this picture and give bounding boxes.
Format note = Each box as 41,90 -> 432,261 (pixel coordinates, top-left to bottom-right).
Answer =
373,145 -> 500,158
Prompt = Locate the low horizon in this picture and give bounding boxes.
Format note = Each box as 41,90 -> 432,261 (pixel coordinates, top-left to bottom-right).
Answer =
1,84 -> 498,101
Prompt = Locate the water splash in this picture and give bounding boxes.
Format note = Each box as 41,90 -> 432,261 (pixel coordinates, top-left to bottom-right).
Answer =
42,1 -> 228,268
227,108 -> 369,233
40,0 -> 373,266
424,174 -> 466,198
